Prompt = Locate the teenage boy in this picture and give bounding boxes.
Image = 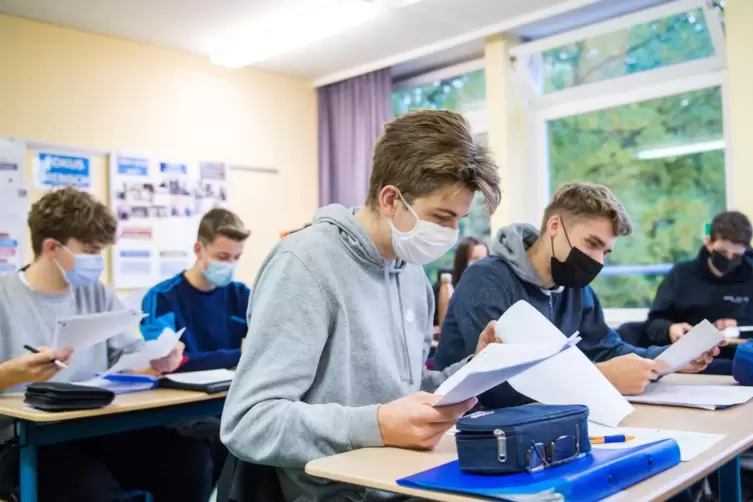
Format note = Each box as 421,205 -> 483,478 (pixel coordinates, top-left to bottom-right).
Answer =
221,110 -> 501,502
0,188 -> 211,502
434,182 -> 720,406
646,210 -> 753,345
141,208 -> 251,371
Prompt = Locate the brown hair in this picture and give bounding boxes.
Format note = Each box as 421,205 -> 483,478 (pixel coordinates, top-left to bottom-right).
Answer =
453,236 -> 489,287
710,211 -> 752,245
542,182 -> 632,236
366,110 -> 501,213
197,208 -> 250,244
28,187 -> 117,258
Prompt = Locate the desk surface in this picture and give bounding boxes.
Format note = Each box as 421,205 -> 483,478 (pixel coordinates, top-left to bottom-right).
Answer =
0,389 -> 226,422
306,374 -> 753,502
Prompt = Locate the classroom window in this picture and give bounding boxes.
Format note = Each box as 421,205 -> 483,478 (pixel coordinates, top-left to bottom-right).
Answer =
547,86 -> 726,308
541,9 -> 716,93
392,69 -> 491,285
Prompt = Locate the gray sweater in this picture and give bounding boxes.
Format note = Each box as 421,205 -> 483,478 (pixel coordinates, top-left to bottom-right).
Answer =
220,205 -> 469,502
0,270 -> 143,392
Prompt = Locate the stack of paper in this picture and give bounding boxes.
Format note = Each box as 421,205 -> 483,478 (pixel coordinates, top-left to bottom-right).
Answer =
53,310 -> 146,351
106,328 -> 184,374
724,326 -> 753,339
655,320 -> 724,375
433,334 -> 580,407
495,301 -> 633,427
627,383 -> 753,410
163,369 -> 235,385
587,422 -> 724,461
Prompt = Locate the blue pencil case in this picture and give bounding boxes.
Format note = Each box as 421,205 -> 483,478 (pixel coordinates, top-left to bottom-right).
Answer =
455,404 -> 591,475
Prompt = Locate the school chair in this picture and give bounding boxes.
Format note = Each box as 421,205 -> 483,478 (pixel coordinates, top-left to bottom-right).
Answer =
216,453 -> 282,502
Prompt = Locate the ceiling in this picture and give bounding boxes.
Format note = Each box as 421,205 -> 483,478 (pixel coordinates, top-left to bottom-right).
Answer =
0,0 -> 606,85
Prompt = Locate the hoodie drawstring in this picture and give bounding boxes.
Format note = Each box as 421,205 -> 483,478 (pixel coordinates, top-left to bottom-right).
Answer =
383,265 -> 414,384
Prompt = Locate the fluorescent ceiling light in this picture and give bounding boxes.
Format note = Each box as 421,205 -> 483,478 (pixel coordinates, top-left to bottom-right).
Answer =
211,0 -> 382,68
634,139 -> 725,160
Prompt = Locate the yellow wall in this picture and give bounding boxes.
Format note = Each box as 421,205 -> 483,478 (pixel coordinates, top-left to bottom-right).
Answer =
725,0 -> 753,218
0,14 -> 318,289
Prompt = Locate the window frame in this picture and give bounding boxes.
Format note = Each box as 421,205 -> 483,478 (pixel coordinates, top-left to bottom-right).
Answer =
511,0 -> 730,321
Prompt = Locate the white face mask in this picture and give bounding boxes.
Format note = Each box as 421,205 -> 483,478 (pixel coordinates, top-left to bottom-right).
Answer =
388,191 -> 459,265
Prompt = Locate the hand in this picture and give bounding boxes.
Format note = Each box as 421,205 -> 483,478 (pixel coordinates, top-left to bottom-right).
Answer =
475,321 -> 498,356
596,354 -> 669,395
2,347 -> 72,385
714,319 -> 737,331
149,342 -> 185,374
378,392 -> 477,450
678,344 -> 724,373
668,322 -> 692,343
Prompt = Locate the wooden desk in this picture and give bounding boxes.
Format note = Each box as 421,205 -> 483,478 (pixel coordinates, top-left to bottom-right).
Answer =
1,389 -> 226,502
306,374 -> 750,502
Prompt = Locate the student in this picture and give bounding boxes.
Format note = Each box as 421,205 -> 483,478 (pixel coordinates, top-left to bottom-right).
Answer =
141,208 -> 251,372
435,236 -> 489,326
434,182 -> 719,405
646,210 -> 753,345
0,188 -> 211,502
221,110 -> 501,502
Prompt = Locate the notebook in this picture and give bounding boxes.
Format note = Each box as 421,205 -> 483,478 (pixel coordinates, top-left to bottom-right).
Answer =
397,439 -> 680,502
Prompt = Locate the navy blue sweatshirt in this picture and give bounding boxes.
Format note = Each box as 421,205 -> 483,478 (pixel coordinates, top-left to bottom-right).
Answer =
140,272 -> 250,371
434,224 -> 666,409
646,247 -> 753,345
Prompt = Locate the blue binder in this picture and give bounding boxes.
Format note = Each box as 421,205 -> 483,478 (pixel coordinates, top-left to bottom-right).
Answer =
397,439 -> 680,501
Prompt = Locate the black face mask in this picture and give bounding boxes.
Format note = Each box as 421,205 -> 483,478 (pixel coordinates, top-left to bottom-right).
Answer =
550,221 -> 603,288
710,251 -> 743,275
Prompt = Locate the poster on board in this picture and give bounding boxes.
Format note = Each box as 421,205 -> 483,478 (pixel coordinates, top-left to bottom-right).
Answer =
34,151 -> 93,191
0,139 -> 30,274
109,154 -> 229,289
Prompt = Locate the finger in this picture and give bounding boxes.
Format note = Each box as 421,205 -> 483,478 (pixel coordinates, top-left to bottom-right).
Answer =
54,348 -> 73,361
649,359 -> 671,374
718,340 -> 729,347
420,428 -> 452,450
26,352 -> 60,367
429,398 -> 478,422
481,321 -> 497,344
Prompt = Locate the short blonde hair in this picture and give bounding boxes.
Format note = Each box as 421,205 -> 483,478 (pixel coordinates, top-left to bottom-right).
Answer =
197,208 -> 250,244
542,182 -> 632,236
366,110 -> 501,213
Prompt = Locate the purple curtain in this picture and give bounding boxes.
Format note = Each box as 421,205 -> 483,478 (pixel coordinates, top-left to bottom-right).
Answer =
318,68 -> 394,207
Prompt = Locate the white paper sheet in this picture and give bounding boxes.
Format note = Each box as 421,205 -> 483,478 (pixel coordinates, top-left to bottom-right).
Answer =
53,310 -> 146,351
627,383 -> 753,410
724,326 -> 753,339
106,327 -> 184,374
656,320 -> 724,375
164,369 -> 235,385
495,301 -> 634,427
587,422 -> 724,462
434,338 -> 579,407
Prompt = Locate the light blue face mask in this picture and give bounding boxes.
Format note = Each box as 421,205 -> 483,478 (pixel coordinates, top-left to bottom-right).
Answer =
56,245 -> 105,287
202,260 -> 237,288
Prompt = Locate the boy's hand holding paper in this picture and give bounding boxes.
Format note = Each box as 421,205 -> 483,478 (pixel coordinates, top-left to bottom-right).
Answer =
655,319 -> 724,376
107,327 -> 185,374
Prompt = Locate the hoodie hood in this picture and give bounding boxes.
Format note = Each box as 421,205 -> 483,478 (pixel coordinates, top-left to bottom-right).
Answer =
490,224 -> 557,291
312,204 -> 405,275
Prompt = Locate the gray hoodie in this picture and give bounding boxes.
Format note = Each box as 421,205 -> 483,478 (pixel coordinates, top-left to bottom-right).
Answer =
221,205 -> 469,502
490,224 -> 555,290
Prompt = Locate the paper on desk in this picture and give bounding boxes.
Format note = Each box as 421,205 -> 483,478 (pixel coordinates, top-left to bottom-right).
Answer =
53,310 -> 147,351
627,382 -> 753,410
656,320 -> 724,375
433,336 -> 580,407
587,422 -> 724,462
495,301 -> 634,427
724,326 -> 753,339
164,369 -> 235,385
106,327 -> 184,374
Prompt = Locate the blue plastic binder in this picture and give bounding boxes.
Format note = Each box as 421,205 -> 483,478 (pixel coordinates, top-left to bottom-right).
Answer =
397,439 -> 680,501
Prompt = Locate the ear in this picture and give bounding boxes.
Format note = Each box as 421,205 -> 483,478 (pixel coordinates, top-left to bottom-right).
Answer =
40,238 -> 59,258
378,186 -> 400,218
544,214 -> 561,237
705,236 -> 713,251
193,241 -> 202,258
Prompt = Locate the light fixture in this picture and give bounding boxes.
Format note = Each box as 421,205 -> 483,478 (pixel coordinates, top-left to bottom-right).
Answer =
634,139 -> 725,160
210,0 -> 382,68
